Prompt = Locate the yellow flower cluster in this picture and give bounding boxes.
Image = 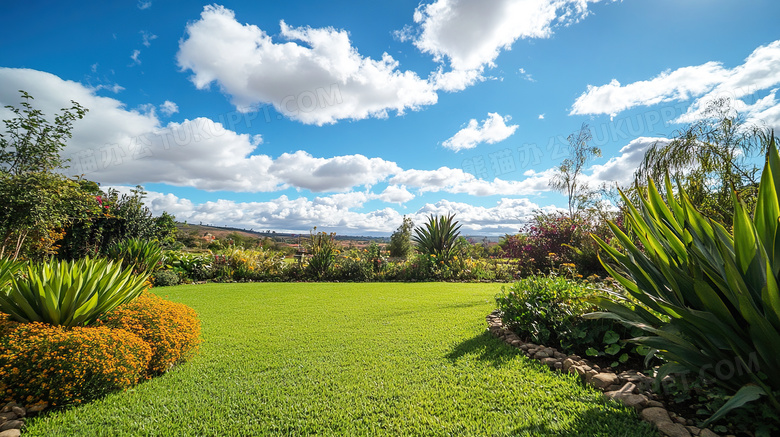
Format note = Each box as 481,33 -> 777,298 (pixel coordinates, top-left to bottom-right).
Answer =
100,293 -> 201,375
0,314 -> 152,407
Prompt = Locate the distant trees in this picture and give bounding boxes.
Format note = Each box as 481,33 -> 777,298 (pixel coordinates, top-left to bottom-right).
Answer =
388,216 -> 414,259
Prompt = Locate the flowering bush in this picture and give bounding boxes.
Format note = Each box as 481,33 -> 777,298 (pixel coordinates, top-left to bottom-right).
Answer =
500,211 -> 615,277
100,292 -> 201,375
0,313 -> 151,407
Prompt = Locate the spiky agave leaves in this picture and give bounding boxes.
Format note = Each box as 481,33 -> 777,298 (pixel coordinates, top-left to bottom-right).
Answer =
587,136 -> 780,424
0,257 -> 150,327
412,214 -> 462,263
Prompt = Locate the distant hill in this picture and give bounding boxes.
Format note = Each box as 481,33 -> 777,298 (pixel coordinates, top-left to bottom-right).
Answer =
175,223 -> 389,243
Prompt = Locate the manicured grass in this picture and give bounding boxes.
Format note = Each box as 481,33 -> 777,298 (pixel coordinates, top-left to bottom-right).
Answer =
24,283 -> 657,436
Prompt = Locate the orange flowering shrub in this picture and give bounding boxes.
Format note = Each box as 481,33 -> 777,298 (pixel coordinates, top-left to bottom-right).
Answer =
100,293 -> 201,375
0,314 -> 151,407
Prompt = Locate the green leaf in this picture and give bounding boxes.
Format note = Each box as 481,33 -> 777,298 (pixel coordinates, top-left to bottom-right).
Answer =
585,347 -> 599,357
604,343 -> 621,355
618,353 -> 629,363
603,330 -> 620,344
702,384 -> 765,427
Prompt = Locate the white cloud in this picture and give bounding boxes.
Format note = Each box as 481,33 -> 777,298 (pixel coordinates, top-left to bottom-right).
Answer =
0,68 -> 397,193
137,0 -> 151,10
538,114 -> 545,120
410,0 -> 607,90
390,166 -> 551,196
518,67 -> 535,82
160,100 -> 179,116
268,151 -> 401,192
585,137 -> 670,188
176,5 -> 438,125
130,49 -> 141,66
141,31 -> 157,47
571,40 -> 780,127
378,185 -> 416,204
123,188 -> 545,235
92,83 -> 125,94
443,112 -> 518,151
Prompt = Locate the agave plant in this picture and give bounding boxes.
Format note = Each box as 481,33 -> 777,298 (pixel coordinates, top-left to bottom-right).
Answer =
587,136 -> 780,423
0,257 -> 149,327
412,214 -> 462,263
107,238 -> 163,275
0,257 -> 24,292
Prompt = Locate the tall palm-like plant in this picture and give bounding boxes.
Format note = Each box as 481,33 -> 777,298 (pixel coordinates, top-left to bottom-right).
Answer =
412,214 -> 462,263
588,136 -> 780,424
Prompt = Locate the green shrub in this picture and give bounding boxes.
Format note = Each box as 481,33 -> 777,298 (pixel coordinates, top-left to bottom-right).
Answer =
0,257 -> 149,327
496,275 -> 649,367
588,137 -> 780,424
153,269 -> 181,287
496,276 -> 593,346
107,238 -> 163,275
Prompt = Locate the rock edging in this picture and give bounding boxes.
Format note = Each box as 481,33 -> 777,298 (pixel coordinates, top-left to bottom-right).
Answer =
486,310 -> 732,437
0,401 -> 48,436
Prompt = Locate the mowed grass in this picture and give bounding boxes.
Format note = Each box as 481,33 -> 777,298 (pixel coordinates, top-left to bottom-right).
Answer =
24,283 -> 657,436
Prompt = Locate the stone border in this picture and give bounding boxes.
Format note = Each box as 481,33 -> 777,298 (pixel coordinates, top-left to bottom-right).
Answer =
486,310 -> 734,437
0,401 -> 47,437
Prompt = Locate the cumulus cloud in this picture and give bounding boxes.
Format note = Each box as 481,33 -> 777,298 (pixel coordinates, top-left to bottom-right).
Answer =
176,5 -> 438,125
410,0 -> 607,91
160,100 -> 179,116
268,151 -> 401,192
0,68 -> 399,193
443,112 -> 518,151
585,137 -> 670,187
571,40 -> 780,127
122,188 -> 545,235
391,166 -> 551,196
378,185 -> 415,204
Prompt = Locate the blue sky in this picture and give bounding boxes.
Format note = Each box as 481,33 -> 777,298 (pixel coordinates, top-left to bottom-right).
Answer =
2,0 -> 779,235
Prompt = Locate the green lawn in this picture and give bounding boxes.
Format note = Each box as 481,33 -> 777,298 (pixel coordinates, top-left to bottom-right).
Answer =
24,283 -> 657,436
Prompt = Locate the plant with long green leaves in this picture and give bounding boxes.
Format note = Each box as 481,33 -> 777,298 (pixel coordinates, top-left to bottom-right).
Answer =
306,230 -> 337,280
587,136 -> 780,425
0,257 -> 149,327
107,238 -> 163,275
0,258 -> 24,292
412,214 -> 462,263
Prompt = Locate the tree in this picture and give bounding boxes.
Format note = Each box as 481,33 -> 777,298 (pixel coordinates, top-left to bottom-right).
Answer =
550,123 -> 602,220
0,91 -> 94,260
388,216 -> 414,258
0,90 -> 86,175
634,98 -> 770,226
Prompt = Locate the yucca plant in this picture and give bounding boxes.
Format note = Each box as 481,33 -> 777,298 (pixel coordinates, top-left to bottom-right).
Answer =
587,136 -> 780,424
0,257 -> 150,327
107,238 -> 163,275
412,214 -> 462,263
306,231 -> 337,280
